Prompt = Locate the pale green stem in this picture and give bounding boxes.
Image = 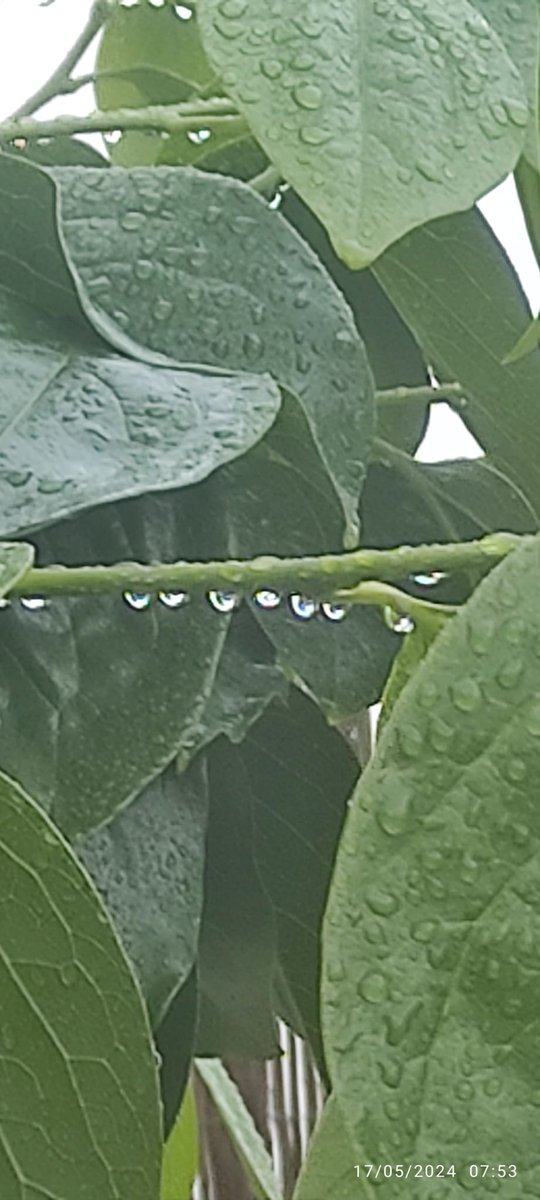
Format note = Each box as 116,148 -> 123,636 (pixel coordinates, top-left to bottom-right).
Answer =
335,580 -> 457,626
375,382 -> 466,408
8,532 -> 524,599
249,165 -> 283,197
8,0 -> 114,120
0,101 -> 245,145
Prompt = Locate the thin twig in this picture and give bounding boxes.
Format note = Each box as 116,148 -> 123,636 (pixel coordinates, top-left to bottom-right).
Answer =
375,382 -> 466,408
0,102 -> 246,144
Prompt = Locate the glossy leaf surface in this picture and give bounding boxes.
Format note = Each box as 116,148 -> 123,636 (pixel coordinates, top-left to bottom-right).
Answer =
323,533 -> 540,1194
198,0 -> 527,265
0,770 -> 161,1199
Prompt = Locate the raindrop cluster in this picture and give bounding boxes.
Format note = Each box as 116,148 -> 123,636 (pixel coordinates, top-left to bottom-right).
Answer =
119,589 -> 351,622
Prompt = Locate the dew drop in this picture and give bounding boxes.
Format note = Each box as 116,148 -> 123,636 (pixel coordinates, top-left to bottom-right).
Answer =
123,591 -> 152,611
450,677 -> 481,712
412,571 -> 447,587
253,589 -> 281,610
496,657 -> 524,689
358,971 -> 388,1004
261,58 -> 283,79
321,601 -> 349,622
292,82 -> 323,110
20,596 -> 47,611
289,593 -> 318,620
158,591 -> 189,609
365,887 -> 399,917
383,606 -> 414,635
208,590 -> 240,614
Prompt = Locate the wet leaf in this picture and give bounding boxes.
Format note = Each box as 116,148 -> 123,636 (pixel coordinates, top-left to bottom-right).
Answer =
473,0 -> 540,168
374,207 -> 540,516
323,533 -> 540,1194
0,769 -> 161,1199
292,1095 -> 364,1200
77,758 -> 209,1027
0,286 -> 280,537
198,0 -> 527,266
54,165 -> 374,545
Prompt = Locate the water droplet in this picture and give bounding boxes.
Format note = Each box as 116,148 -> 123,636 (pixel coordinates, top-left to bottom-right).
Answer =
261,58 -> 283,79
121,210 -> 143,232
208,590 -> 240,614
253,589 -> 281,610
497,658 -> 524,689
358,971 -> 388,1004
154,298 -> 173,321
503,98 -> 529,127
299,125 -> 331,146
412,571 -> 447,587
158,591 -> 189,609
450,677 -> 481,712
383,606 -> 414,635
365,887 -> 399,917
135,259 -> 154,281
20,596 -> 47,611
376,782 -> 411,836
38,478 -> 66,494
5,469 -> 31,487
321,602 -> 349,622
506,757 -> 526,783
411,919 -> 437,943
289,594 -> 318,620
292,82 -> 323,110
218,0 -> 246,15
397,724 -> 424,758
123,592 -> 152,611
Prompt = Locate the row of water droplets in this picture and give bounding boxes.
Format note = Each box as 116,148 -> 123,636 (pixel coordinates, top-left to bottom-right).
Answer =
0,571 -> 447,630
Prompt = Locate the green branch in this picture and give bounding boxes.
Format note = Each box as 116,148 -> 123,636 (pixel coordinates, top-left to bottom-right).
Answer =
336,580 -> 457,627
9,532 -> 524,601
0,100 -> 245,145
375,382 -> 466,408
8,0 -> 114,120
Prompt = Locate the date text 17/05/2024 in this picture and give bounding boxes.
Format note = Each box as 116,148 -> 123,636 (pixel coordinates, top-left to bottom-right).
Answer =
355,1164 -> 518,1181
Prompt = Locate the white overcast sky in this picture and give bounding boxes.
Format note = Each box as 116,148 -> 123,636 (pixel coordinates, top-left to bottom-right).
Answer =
1,0 -> 539,462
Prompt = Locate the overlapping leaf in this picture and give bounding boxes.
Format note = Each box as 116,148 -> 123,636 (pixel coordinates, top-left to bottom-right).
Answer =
474,0 -> 540,168
374,207 -> 540,515
292,1095 -> 364,1200
53,164 -> 374,544
0,770 -> 161,1200
198,0 -> 527,266
323,533 -> 540,1194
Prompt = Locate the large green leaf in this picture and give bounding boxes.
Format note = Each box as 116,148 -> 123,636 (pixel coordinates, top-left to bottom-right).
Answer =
196,743 -> 280,1059
0,769 -> 161,1199
473,0 -> 540,168
374,207 -> 540,515
77,758 -> 208,1027
323,532 -> 540,1194
198,0 -> 527,267
0,288 -> 280,537
54,165 -> 374,545
236,689 -> 359,1067
281,191 -> 429,454
0,483 -> 229,839
292,1095 -> 366,1200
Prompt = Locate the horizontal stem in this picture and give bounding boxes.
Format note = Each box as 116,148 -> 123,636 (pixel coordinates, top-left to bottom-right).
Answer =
8,532 -> 525,599
375,382 -> 466,408
0,100 -> 245,144
336,580 -> 457,626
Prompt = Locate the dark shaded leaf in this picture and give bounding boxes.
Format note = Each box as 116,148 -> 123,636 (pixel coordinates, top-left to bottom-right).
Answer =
156,970 -> 198,1139
0,769 -> 161,1199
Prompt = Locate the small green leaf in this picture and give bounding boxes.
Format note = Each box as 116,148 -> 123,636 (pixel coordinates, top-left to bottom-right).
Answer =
374,207 -> 540,516
323,532 -> 540,1192
77,758 -> 209,1027
293,1095 -> 369,1200
198,0 -> 527,266
195,1059 -> 283,1200
54,165 -> 374,545
503,316 -> 540,363
0,540 -> 34,595
0,769 -> 161,1199
161,1083 -> 199,1200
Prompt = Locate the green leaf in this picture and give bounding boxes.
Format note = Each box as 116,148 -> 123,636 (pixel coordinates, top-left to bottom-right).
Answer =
0,289 -> 281,537
54,165 -> 374,545
473,0 -> 540,168
379,617 -> 447,734
235,689 -> 359,1067
503,316 -> 540,363
0,483 -> 230,839
323,532 -> 540,1193
76,758 -> 208,1027
0,769 -> 161,1199
373,207 -> 540,516
156,971 -> 198,1138
281,191 -> 429,455
195,1059 -> 283,1200
196,735 -> 280,1058
0,540 -> 34,595
198,0 -> 528,267
161,1083 -> 199,1200
292,1095 -> 367,1200
515,155 -> 540,264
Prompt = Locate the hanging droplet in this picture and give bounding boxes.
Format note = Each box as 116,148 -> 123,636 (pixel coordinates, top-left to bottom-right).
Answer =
412,571 -> 447,587
289,594 -> 318,620
20,597 -> 47,612
207,590 -> 240,614
123,591 -> 152,611
0,598 -> 10,610
321,601 -> 349,623
158,591 -> 189,609
253,589 -> 281,610
383,605 -> 414,635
